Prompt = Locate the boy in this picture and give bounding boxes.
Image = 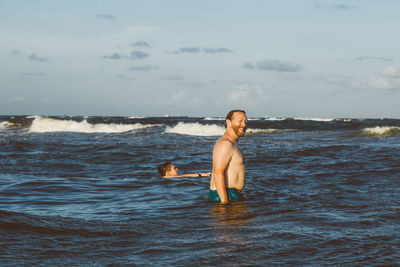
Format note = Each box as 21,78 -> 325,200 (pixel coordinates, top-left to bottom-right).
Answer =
158,162 -> 211,178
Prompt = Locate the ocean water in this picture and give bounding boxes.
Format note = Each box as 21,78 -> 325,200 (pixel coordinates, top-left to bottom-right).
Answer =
1,115 -> 400,266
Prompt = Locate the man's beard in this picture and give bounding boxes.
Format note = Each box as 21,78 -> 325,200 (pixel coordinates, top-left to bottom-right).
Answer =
232,124 -> 247,137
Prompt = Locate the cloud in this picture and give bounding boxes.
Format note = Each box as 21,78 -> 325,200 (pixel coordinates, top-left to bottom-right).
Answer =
242,62 -> 256,69
355,56 -> 394,62
162,74 -> 183,81
132,41 -> 151,47
381,66 -> 400,78
228,90 -> 248,102
315,2 -> 357,11
104,53 -> 124,60
228,84 -> 269,103
331,4 -> 356,10
203,48 -> 233,54
352,66 -> 400,91
28,53 -> 47,62
160,90 -> 205,106
104,51 -> 149,60
12,96 -> 26,102
96,14 -> 117,21
247,60 -> 303,72
10,50 -> 22,56
312,72 -> 353,92
173,47 -> 201,54
128,65 -> 160,71
130,51 -> 149,60
172,47 -> 234,54
312,73 -> 351,85
166,90 -> 187,104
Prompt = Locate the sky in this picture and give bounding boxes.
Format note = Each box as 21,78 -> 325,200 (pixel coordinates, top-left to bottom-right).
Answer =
1,0 -> 400,118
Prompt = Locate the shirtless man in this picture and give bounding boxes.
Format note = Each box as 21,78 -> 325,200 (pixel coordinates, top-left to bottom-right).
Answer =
208,110 -> 248,204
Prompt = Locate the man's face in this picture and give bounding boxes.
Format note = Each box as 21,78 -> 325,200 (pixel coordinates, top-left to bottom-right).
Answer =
230,112 -> 248,137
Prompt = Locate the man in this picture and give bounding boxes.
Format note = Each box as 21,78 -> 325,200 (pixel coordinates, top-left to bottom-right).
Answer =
208,110 -> 248,204
158,162 -> 211,178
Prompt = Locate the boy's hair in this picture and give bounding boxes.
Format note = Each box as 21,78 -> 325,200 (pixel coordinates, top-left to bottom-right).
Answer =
225,109 -> 246,128
158,161 -> 172,176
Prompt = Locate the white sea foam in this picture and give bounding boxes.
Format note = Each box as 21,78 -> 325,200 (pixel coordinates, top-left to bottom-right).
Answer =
0,121 -> 15,128
165,122 -> 224,136
0,121 -> 14,127
204,117 -> 261,121
204,117 -> 225,121
165,122 -> 278,136
264,117 -> 286,121
337,118 -> 352,122
294,118 -> 335,122
247,128 -> 279,134
129,116 -> 146,119
29,116 -> 153,133
362,126 -> 400,137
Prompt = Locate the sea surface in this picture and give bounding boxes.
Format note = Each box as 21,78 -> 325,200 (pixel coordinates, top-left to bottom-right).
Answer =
1,115 -> 400,266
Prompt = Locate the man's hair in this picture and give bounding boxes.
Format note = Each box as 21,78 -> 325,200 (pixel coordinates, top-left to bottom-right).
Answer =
225,109 -> 246,128
158,161 -> 172,176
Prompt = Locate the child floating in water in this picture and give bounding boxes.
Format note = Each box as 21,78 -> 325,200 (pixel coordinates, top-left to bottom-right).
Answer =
158,162 -> 211,178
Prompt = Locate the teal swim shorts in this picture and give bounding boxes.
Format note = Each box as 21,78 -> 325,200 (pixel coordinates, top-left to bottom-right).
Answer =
208,188 -> 244,203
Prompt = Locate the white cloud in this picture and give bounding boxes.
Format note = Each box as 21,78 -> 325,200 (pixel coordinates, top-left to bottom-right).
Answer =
368,77 -> 391,90
228,90 -> 248,102
167,90 -> 187,104
353,74 -> 400,92
366,66 -> 400,91
228,84 -> 269,103
12,96 -> 25,102
381,66 -> 400,78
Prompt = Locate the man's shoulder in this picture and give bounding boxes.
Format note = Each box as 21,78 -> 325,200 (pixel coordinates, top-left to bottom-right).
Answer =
217,135 -> 234,144
215,136 -> 235,150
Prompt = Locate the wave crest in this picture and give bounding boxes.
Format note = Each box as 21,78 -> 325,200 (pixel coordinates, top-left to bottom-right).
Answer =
247,128 -> 279,134
29,116 -> 153,133
165,122 -> 224,136
362,126 -> 400,137
0,121 -> 16,128
165,122 -> 279,136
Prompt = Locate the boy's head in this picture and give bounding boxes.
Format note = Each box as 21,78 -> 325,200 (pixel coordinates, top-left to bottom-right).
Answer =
158,162 -> 178,177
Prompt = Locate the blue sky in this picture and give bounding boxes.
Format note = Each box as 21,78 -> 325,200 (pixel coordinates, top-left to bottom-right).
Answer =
1,0 -> 399,118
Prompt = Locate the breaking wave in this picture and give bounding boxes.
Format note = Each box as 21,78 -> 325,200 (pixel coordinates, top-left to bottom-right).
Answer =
0,121 -> 16,128
247,128 -> 279,134
28,116 -> 154,133
361,126 -> 400,137
293,117 -> 335,122
165,122 -> 224,136
164,122 -> 278,136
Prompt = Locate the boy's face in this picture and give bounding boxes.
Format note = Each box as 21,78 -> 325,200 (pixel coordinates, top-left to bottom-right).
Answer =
167,164 -> 179,176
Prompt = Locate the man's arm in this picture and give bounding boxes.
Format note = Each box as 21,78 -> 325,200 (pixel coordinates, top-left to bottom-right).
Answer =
212,139 -> 234,204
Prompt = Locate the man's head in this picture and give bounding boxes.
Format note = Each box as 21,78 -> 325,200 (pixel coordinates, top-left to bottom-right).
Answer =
225,109 -> 248,137
157,162 -> 178,177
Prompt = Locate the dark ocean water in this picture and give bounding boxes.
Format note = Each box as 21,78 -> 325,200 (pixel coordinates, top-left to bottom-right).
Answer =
1,115 -> 400,266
